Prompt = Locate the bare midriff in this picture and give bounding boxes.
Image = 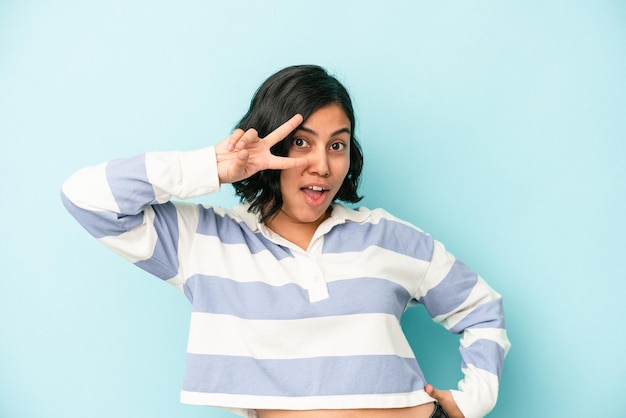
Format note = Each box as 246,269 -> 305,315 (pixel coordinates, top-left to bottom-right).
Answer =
257,403 -> 435,418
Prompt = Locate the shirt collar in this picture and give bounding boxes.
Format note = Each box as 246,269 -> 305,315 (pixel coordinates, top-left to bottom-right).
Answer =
231,202 -> 371,234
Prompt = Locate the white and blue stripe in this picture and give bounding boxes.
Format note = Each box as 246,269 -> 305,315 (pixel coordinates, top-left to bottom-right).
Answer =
62,147 -> 510,418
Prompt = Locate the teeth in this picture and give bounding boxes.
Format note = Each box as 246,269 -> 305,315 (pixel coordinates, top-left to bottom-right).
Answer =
307,186 -> 326,191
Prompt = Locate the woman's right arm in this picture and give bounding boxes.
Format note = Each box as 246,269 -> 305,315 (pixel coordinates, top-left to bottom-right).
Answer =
61,115 -> 306,287
60,147 -> 222,286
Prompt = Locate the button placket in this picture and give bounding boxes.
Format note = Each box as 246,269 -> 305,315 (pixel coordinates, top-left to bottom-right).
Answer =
305,254 -> 329,303
297,238 -> 329,303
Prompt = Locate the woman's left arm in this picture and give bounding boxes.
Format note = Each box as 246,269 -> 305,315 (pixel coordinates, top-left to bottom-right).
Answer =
418,239 -> 511,418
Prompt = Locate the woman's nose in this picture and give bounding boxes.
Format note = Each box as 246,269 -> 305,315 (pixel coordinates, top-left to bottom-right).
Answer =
308,149 -> 330,177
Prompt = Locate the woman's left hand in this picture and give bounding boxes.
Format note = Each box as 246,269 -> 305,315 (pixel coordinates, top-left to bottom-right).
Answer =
424,384 -> 465,418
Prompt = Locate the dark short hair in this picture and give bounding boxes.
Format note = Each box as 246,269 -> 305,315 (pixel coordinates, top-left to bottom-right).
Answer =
233,65 -> 364,222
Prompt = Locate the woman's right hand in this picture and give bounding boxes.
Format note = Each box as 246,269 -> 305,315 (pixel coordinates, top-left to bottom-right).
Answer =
215,114 -> 307,184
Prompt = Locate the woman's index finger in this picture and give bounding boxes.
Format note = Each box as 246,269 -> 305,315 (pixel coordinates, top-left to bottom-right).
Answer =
263,114 -> 303,147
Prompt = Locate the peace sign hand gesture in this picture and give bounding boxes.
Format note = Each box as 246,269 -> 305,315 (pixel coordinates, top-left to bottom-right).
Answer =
215,114 -> 307,184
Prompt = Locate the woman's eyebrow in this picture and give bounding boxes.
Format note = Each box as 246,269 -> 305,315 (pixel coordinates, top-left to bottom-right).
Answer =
295,126 -> 352,137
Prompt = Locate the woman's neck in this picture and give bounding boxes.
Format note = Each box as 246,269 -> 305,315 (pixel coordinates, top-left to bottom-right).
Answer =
265,209 -> 331,250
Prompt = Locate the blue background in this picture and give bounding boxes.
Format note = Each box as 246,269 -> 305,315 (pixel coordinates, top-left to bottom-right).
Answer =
1,1 -> 624,417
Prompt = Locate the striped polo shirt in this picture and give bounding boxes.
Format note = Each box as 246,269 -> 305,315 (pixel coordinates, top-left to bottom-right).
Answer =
61,147 -> 510,418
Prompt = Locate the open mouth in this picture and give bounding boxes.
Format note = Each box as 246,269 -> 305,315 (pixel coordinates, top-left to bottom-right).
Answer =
301,185 -> 330,206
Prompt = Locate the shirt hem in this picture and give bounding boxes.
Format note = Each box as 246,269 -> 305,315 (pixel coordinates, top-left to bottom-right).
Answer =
180,390 -> 435,416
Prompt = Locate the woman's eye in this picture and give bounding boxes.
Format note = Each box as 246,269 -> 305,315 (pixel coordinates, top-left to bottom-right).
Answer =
330,142 -> 346,151
292,138 -> 308,147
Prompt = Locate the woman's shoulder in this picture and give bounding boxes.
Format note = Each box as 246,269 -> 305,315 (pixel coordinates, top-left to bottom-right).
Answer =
339,204 -> 419,228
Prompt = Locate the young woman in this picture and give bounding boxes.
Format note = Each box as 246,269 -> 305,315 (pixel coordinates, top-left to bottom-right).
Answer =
62,65 -> 510,418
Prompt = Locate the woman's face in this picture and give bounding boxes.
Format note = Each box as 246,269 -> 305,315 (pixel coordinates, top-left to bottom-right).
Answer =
272,103 -> 351,229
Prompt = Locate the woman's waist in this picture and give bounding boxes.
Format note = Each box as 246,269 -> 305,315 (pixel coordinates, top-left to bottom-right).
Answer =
257,403 -> 436,418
